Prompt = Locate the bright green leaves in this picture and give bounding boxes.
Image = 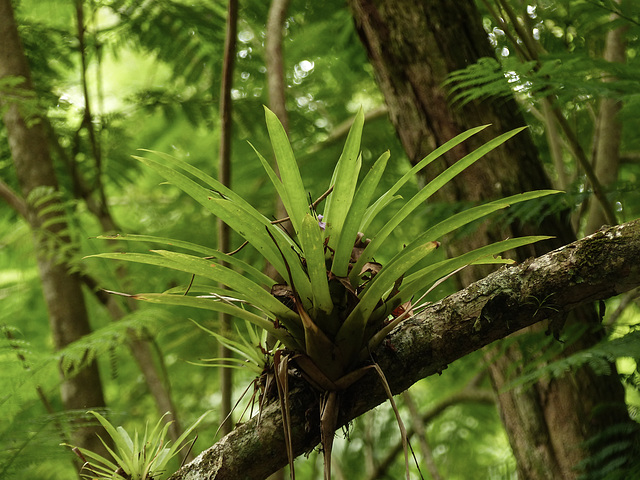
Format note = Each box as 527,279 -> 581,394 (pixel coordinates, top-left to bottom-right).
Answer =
68,411 -> 209,480
331,150 -> 390,278
264,107 -> 309,236
349,126 -> 528,285
89,250 -> 301,334
323,107 -> 365,249
299,213 -> 333,318
95,106 -> 559,384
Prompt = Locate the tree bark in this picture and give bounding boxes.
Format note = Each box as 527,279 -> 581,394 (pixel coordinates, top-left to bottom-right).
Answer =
216,0 -> 239,437
167,219 -> 640,480
0,0 -> 108,459
347,1 -> 631,478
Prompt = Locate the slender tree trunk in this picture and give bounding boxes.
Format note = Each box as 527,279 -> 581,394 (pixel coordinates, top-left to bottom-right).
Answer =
347,1 -> 631,478
68,1 -> 187,453
0,0 -> 108,459
265,2 -> 290,478
217,0 -> 238,437
585,8 -> 627,235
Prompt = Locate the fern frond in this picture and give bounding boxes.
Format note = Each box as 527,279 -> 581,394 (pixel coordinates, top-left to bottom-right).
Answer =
507,330 -> 640,390
55,308 -> 172,376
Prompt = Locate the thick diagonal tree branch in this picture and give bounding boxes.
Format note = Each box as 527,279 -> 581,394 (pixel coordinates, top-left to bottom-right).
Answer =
169,219 -> 640,480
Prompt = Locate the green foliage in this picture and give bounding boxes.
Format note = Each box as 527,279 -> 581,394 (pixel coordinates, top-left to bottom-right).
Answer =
0,76 -> 42,124
190,318 -> 277,375
68,410 -> 208,480
91,108 -> 555,384
3,0 -> 640,478
87,107 -> 557,477
577,422 -> 640,480
505,328 -> 640,389
56,307 -> 174,376
445,54 -> 640,107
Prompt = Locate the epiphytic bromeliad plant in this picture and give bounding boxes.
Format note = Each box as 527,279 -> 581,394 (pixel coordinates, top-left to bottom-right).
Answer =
90,107 -> 557,478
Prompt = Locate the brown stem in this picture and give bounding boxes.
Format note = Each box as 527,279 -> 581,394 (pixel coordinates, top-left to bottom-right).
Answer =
217,0 -> 239,437
266,0 -> 291,132
0,178 -> 28,218
482,0 -> 619,226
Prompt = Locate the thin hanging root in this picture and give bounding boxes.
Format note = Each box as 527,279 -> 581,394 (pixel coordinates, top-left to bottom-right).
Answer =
213,380 -> 256,439
319,391 -> 340,480
370,361 -> 412,480
274,351 -> 295,480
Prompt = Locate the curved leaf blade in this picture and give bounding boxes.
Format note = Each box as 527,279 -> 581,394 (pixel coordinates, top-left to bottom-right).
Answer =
323,107 -> 365,248
351,127 -> 527,278
299,213 -> 333,316
264,107 -> 308,235
331,150 -> 390,277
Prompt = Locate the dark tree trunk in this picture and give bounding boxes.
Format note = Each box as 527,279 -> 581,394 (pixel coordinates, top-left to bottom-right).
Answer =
0,0 -> 108,459
347,0 -> 631,477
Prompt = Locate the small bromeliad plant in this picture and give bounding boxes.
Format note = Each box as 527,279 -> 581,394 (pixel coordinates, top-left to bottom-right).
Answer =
67,411 -> 208,480
91,107 -> 556,478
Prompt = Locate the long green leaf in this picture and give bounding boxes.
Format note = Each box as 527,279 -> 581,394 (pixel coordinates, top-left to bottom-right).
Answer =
139,149 -> 261,222
323,107 -> 365,248
89,412 -> 130,471
400,236 -> 553,300
264,107 -> 308,235
134,154 -> 286,273
389,190 -> 560,267
359,193 -> 402,233
248,142 -> 287,212
137,153 -> 308,314
351,127 -> 527,281
359,124 -> 489,232
132,292 -> 301,349
353,189 -> 558,292
146,249 -> 296,319
331,150 -> 390,277
88,250 -> 300,329
97,233 -> 276,287
299,213 -> 333,316
135,154 -> 315,302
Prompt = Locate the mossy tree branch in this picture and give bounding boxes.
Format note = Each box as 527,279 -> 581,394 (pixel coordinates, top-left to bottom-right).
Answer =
168,219 -> 640,480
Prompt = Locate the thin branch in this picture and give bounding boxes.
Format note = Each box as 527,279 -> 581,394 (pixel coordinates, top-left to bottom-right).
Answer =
482,0 -> 619,225
0,178 -> 28,218
495,0 -> 542,60
551,107 -> 619,225
583,0 -> 640,27
217,0 -> 239,437
479,0 -> 530,61
401,391 -> 441,480
75,0 -> 103,184
605,286 -> 640,328
266,0 -> 291,132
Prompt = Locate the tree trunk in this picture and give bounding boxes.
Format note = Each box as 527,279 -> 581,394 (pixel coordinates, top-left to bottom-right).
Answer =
347,1 -> 631,478
585,6 -> 627,235
0,0 -> 108,459
167,220 -> 640,480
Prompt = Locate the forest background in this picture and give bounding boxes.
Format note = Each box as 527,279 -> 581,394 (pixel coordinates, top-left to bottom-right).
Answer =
1,0 -> 640,479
